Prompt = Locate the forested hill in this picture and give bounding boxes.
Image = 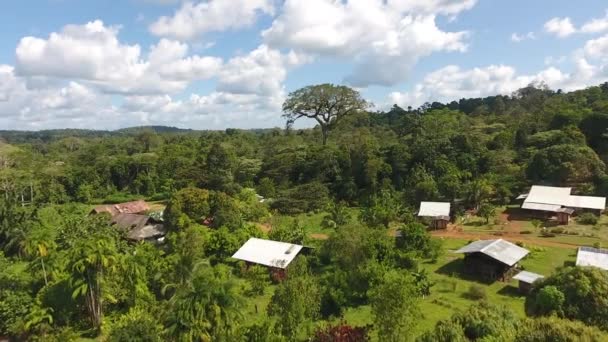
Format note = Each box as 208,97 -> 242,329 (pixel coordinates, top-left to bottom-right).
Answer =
1,82 -> 608,207
2,82 -> 608,341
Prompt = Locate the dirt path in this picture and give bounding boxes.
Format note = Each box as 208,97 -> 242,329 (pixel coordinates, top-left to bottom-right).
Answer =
309,233 -> 329,240
431,230 -> 579,249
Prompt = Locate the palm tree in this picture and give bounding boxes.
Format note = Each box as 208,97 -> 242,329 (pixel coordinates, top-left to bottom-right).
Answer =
166,265 -> 244,342
68,234 -> 118,331
21,225 -> 56,286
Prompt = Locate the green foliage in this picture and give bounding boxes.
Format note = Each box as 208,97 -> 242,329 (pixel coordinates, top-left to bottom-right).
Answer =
165,264 -> 244,342
369,270 -> 420,342
465,284 -> 487,301
210,191 -> 243,230
526,267 -> 608,330
359,190 -> 403,228
283,84 -> 368,145
477,202 -> 496,224
577,212 -> 599,225
268,219 -> 306,245
108,307 -> 164,342
271,182 -> 330,214
267,272 -> 321,339
515,316 -> 608,342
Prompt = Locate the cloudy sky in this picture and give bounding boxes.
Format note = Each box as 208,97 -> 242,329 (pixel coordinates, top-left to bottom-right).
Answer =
1,0 -> 608,130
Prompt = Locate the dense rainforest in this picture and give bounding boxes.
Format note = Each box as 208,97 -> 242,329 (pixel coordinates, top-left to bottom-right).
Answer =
1,82 -> 608,341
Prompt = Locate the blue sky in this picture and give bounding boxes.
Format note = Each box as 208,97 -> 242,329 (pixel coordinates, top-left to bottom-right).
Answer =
1,0 -> 608,130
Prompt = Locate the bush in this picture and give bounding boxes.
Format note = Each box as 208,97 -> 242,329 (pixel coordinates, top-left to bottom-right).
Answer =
577,213 -> 599,225
313,321 -> 370,342
465,285 -> 487,301
540,229 -> 555,237
551,227 -> 565,234
520,230 -> 532,234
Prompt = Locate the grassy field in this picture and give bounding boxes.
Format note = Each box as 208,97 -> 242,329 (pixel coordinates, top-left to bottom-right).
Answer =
238,235 -> 576,340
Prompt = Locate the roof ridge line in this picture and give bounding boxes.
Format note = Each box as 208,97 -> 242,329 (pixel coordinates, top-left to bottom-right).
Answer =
480,239 -> 502,253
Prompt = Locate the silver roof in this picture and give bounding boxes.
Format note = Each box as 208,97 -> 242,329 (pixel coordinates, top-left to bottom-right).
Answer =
232,238 -> 303,269
522,185 -> 605,211
521,201 -> 562,212
418,201 -> 450,217
576,247 -> 608,270
513,271 -> 544,284
455,239 -> 529,266
524,186 -> 572,206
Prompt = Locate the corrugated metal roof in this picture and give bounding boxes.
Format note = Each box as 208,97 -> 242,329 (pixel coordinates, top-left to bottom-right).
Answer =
568,196 -> 606,210
576,247 -> 608,270
455,239 -> 529,266
232,238 -> 303,269
513,271 -> 544,284
516,194 -> 528,200
521,202 -> 562,212
127,224 -> 166,241
92,200 -> 150,216
524,186 -> 572,206
418,202 -> 450,217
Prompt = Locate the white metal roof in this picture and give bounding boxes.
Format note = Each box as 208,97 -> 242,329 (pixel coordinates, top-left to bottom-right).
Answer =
455,239 -> 529,266
516,194 -> 528,200
522,185 -> 605,211
521,201 -> 562,212
567,196 -> 606,210
513,271 -> 544,284
232,238 -> 303,269
524,185 -> 572,206
576,246 -> 608,270
418,201 -> 451,217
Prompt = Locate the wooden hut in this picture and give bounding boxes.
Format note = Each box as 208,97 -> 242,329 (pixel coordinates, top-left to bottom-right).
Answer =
418,202 -> 451,229
556,207 -> 574,225
455,239 -> 529,282
232,238 -> 305,281
513,271 -> 544,294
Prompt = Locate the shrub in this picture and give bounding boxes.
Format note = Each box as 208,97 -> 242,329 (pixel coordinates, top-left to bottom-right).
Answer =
577,213 -> 599,225
465,285 -> 487,301
520,230 -> 532,234
551,227 -> 565,234
313,321 -> 370,342
540,229 -> 555,237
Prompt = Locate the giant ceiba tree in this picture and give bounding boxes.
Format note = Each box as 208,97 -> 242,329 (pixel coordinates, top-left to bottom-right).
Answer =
282,84 -> 369,145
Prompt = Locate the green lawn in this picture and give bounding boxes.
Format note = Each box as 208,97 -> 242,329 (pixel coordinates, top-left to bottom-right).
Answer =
320,237 -> 575,340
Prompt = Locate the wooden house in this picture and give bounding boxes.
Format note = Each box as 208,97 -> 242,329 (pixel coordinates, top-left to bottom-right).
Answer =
455,239 -> 529,282
110,213 -> 166,242
418,201 -> 451,229
519,186 -> 606,224
90,200 -> 150,216
232,238 -> 305,282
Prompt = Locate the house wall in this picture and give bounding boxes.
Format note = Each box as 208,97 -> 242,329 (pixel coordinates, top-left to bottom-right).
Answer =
463,253 -> 517,281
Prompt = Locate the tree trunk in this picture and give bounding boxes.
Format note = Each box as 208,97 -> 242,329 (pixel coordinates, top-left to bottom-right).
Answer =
41,258 -> 48,286
321,125 -> 328,145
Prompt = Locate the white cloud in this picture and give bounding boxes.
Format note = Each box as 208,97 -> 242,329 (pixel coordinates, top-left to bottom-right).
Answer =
388,51 -> 608,108
262,0 -> 471,87
149,0 -> 275,41
15,21 -> 222,95
544,17 -> 576,38
581,10 -> 608,34
511,32 -> 535,42
217,44 -> 304,97
584,34 -> 608,59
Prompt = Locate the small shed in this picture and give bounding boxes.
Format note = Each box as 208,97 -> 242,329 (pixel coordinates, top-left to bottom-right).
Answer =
232,238 -> 305,281
418,202 -> 451,229
455,239 -> 529,281
556,207 -> 574,225
576,246 -> 608,271
513,271 -> 544,294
